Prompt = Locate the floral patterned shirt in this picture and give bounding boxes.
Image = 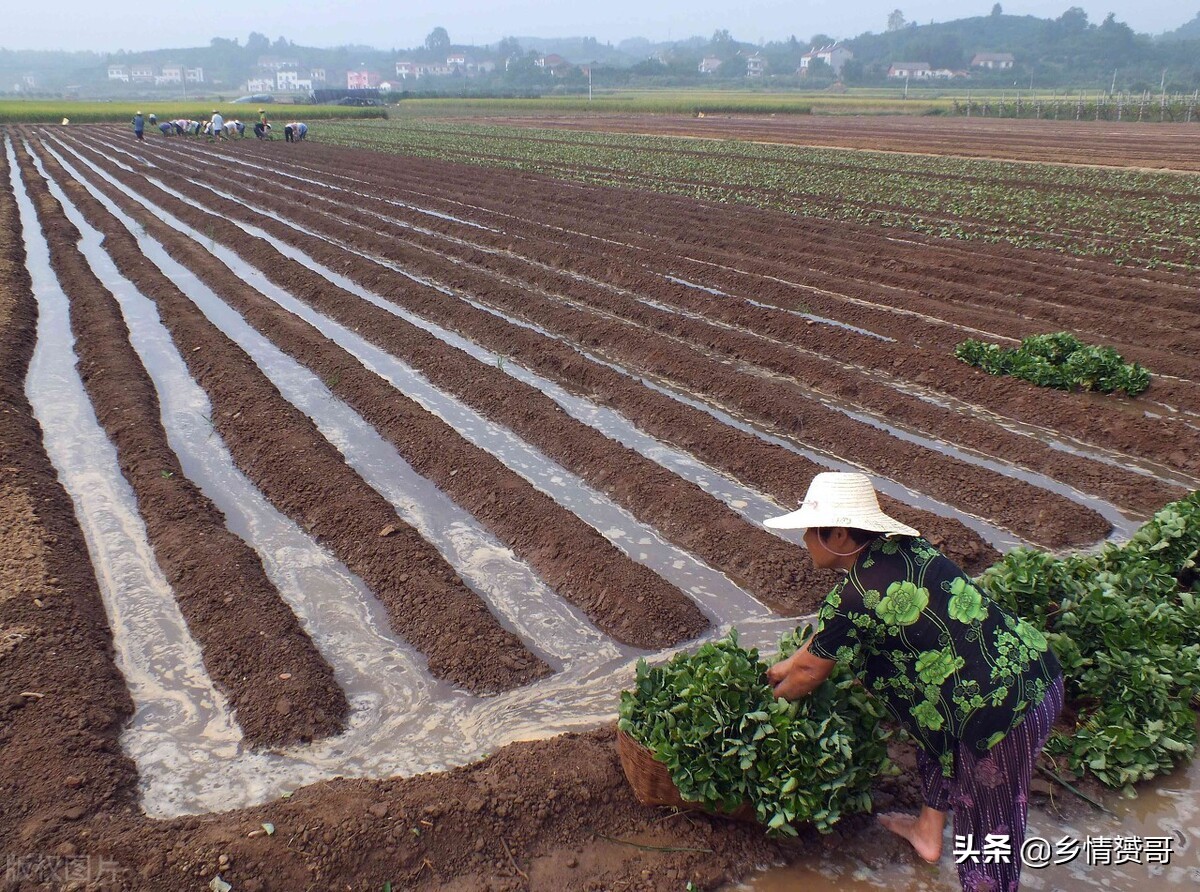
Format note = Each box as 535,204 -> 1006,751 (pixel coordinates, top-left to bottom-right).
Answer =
808,536 -> 1061,777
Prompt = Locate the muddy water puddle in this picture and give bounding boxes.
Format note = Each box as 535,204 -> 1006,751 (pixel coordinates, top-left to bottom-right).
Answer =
731,755 -> 1200,891
33,137 -> 807,816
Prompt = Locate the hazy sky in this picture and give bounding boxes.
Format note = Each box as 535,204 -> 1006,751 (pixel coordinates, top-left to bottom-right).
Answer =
4,0 -> 1193,52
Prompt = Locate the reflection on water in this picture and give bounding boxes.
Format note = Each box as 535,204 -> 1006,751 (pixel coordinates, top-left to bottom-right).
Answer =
732,751 -> 1199,890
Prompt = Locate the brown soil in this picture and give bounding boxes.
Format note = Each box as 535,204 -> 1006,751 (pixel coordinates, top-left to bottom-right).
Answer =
0,124 -> 1191,891
474,112 -> 1200,172
12,141 -> 349,747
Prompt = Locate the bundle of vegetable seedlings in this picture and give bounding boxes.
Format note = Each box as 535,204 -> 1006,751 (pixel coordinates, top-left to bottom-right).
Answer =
977,491 -> 1200,794
618,627 -> 894,836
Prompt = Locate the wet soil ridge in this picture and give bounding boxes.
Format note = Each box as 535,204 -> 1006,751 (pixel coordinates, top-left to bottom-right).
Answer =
70,130 -> 1137,549
166,147 -> 1183,520
61,133 -> 1007,569
42,137 -> 712,648
110,139 -> 1006,572
25,136 -> 552,694
0,136 -> 138,845
13,140 -> 351,746
91,138 -> 1110,549
181,134 -> 1200,460
53,141 -> 822,616
204,133 -> 1200,403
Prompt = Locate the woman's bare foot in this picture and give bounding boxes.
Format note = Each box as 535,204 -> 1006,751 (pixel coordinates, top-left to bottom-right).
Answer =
878,809 -> 945,863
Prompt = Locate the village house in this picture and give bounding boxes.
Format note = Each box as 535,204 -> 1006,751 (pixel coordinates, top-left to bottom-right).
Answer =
698,56 -> 723,74
971,52 -> 1015,69
245,76 -> 275,93
799,43 -> 853,76
129,64 -> 155,83
158,64 -> 183,85
275,70 -> 303,91
446,53 -> 468,70
346,69 -> 382,89
535,54 -> 571,75
309,68 -> 326,83
888,61 -> 932,78
745,53 -> 766,78
395,61 -> 418,79
185,67 -> 204,84
107,64 -> 129,82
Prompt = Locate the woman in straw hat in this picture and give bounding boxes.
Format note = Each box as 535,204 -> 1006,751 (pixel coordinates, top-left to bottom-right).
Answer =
765,472 -> 1062,892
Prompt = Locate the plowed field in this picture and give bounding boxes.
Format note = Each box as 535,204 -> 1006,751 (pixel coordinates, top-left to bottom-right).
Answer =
1,121 -> 1197,891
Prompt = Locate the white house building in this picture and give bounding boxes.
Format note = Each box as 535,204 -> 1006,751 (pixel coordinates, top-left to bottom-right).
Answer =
971,52 -> 1015,69
799,43 -> 854,76
107,64 -> 129,82
888,62 -> 933,79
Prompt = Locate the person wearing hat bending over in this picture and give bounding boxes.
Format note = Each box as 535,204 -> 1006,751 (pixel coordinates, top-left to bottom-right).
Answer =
765,472 -> 1062,892
210,110 -> 226,140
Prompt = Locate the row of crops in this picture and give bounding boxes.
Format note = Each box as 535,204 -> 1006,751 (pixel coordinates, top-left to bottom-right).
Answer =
318,119 -> 1200,271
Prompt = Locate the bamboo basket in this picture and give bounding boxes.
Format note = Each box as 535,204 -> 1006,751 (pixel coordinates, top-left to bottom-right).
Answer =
616,729 -> 757,822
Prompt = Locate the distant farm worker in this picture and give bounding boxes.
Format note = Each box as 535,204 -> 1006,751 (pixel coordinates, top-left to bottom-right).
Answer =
294,122 -> 308,140
764,472 -> 1063,892
254,108 -> 271,139
210,110 -> 226,140
148,113 -> 157,126
132,111 -> 144,141
227,119 -> 246,138
158,121 -> 174,136
283,122 -> 308,142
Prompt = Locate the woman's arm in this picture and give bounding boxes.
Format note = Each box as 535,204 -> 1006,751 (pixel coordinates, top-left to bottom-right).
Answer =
765,640 -> 837,700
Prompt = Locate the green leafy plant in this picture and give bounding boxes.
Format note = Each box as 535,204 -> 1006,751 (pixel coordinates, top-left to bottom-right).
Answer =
955,332 -> 1151,396
618,627 -> 893,836
976,492 -> 1200,794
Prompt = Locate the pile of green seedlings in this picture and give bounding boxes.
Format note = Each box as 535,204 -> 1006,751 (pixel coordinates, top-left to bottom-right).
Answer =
954,331 -> 1152,396
618,627 -> 894,836
978,492 -> 1200,794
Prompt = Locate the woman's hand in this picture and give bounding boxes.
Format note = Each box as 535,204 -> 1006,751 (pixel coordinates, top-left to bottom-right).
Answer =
766,642 -> 837,701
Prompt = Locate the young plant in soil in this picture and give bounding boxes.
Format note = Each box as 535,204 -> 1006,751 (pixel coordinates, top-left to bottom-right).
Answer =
618,627 -> 894,836
977,491 -> 1200,794
954,331 -> 1152,397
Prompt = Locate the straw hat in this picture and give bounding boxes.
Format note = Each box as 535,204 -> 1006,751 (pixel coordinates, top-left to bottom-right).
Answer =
764,472 -> 919,536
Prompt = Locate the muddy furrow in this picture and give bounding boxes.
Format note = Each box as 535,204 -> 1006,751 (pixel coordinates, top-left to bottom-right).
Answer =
13,140 -> 351,746
63,135 -> 1007,572
0,136 -> 137,843
146,135 -> 1200,425
39,135 -> 718,646
147,149 -> 1196,499
73,135 -> 1114,548
217,137 -> 1200,341
24,134 -> 551,694
50,143 -> 829,615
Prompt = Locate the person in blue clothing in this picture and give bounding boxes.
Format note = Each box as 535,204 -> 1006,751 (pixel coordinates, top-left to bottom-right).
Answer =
765,472 -> 1063,892
132,111 -> 145,141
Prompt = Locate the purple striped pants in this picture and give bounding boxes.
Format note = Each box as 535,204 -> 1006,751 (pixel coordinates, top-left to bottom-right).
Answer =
918,675 -> 1065,892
